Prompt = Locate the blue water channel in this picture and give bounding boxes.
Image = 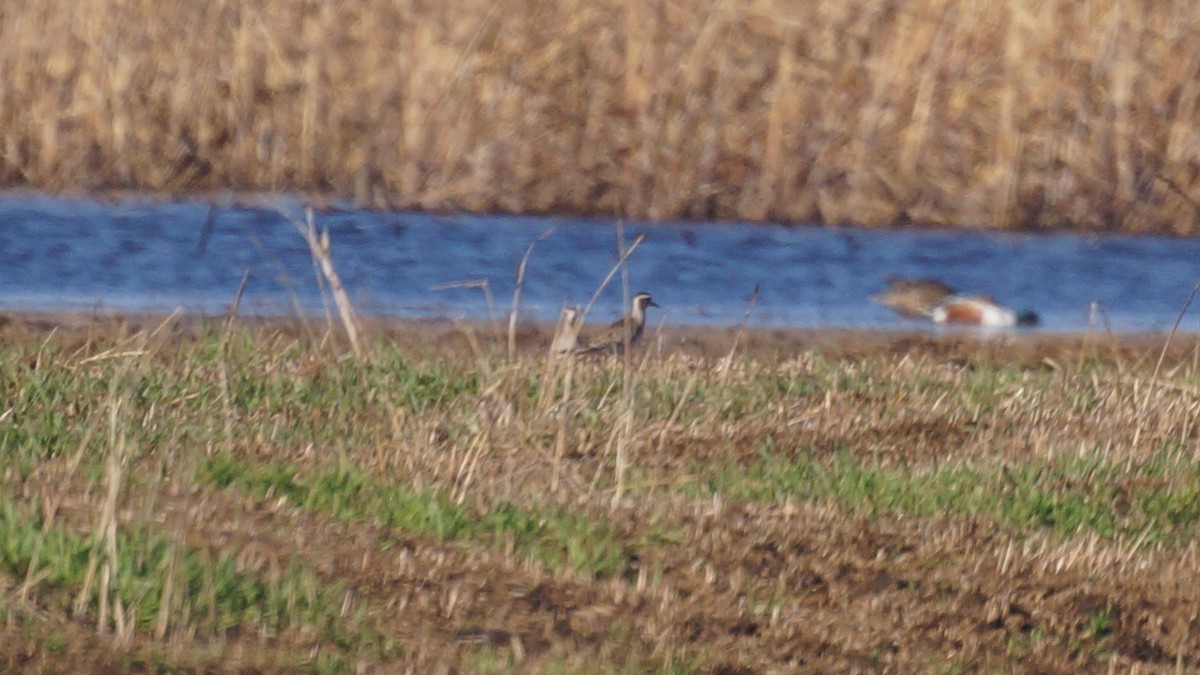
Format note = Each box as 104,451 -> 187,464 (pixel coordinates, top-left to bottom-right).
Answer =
0,192 -> 1196,332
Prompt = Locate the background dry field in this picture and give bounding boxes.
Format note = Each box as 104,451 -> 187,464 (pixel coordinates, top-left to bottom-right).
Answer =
3,1 -> 1200,232
2,312 -> 1200,672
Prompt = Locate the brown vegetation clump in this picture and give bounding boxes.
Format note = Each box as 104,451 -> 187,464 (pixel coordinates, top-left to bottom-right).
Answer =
1,0 -> 1200,232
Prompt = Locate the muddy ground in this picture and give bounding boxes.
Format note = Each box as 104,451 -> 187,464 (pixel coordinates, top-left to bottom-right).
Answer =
2,310 -> 1199,673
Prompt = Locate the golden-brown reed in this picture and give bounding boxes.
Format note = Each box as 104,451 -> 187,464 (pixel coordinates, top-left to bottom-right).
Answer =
2,0 -> 1200,233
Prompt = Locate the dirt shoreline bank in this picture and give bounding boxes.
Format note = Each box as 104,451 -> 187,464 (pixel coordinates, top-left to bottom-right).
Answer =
5,308 -> 1195,368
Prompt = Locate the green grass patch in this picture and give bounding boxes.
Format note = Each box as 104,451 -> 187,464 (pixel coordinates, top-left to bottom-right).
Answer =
200,452 -> 630,578
0,498 -> 363,645
696,441 -> 1200,542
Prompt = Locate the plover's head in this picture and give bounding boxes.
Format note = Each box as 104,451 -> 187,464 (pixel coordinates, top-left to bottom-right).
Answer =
632,292 -> 659,311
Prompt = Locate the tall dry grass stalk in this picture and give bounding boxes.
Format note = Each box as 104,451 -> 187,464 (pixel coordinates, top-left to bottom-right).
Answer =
717,283 -> 760,383
508,228 -> 554,362
4,0 -> 1200,232
291,207 -> 362,357
577,232 -> 646,326
1134,279 -> 1200,448
71,316 -> 177,641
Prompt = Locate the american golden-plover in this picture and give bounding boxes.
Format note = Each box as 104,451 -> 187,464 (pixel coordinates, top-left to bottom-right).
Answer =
575,292 -> 659,355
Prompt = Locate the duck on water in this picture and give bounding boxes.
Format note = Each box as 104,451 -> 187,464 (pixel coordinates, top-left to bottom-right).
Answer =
871,277 -> 1038,329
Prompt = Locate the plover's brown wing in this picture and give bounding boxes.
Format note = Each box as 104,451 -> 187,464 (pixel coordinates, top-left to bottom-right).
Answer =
574,318 -> 636,356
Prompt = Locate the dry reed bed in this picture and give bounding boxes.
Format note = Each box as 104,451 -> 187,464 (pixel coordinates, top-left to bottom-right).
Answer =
2,0 -> 1200,232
